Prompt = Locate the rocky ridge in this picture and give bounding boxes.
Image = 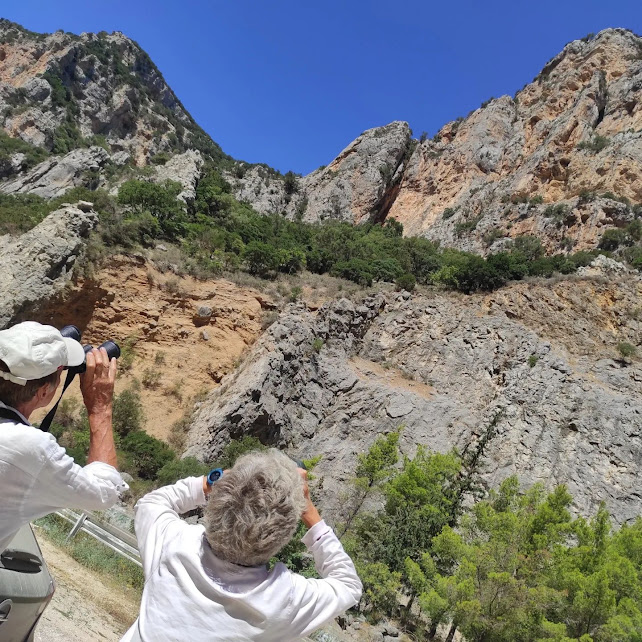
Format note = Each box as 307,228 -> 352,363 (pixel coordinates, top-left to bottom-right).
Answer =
0,146 -> 109,198
185,263 -> 642,526
229,29 -> 642,255
3,24 -> 642,257
0,19 -> 223,166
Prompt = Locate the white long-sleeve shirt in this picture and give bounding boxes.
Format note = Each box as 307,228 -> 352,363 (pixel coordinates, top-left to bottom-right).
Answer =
122,477 -> 362,642
0,409 -> 127,552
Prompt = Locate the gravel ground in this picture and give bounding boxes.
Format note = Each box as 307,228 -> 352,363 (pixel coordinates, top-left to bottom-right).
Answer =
33,531 -> 139,642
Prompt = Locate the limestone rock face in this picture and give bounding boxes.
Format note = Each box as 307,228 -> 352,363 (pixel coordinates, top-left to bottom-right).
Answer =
0,204 -> 98,328
186,274 -> 642,526
226,166 -> 290,216
0,146 -> 109,198
152,150 -> 204,202
230,122 -> 413,224
386,29 -> 642,252
288,121 -> 412,224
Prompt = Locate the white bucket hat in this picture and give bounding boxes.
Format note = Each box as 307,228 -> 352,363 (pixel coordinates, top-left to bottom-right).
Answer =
0,322 -> 85,386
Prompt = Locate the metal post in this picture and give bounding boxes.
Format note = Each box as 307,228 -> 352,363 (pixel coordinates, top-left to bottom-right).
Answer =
65,512 -> 88,542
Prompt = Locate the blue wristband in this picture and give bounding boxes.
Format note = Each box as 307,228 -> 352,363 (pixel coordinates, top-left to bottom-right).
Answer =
206,468 -> 224,486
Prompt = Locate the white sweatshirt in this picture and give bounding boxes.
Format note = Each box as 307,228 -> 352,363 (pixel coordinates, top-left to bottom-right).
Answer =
122,477 -> 362,642
0,410 -> 128,553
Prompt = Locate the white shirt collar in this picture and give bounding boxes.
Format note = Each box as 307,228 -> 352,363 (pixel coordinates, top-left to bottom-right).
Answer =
0,400 -> 32,426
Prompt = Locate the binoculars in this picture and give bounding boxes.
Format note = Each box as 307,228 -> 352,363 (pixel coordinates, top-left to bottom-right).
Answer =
59,325 -> 121,374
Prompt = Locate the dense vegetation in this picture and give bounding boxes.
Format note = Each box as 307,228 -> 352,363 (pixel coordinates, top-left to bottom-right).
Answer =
330,432 -> 642,642
43,170 -> 618,295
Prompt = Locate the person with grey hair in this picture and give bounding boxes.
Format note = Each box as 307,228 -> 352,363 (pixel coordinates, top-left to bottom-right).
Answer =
122,449 -> 362,642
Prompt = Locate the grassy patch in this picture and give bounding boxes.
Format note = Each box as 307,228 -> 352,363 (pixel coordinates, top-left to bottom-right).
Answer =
34,514 -> 144,593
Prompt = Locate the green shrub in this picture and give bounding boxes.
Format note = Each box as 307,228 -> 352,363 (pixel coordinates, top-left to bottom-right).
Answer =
117,179 -> 185,239
577,135 -> 609,153
141,368 -> 162,389
150,152 -> 170,165
482,228 -> 505,247
371,258 -> 403,281
454,216 -> 481,237
528,354 -> 539,368
331,259 -> 374,286
312,337 -> 324,353
543,203 -> 569,224
578,190 -> 597,204
599,228 -> 629,251
217,436 -> 268,469
118,337 -> 137,372
0,130 -> 48,172
283,171 -> 298,195
155,457 -> 210,486
0,193 -> 50,234
617,342 -> 637,359
243,241 -> 280,277
113,388 -> 144,438
121,430 -> 175,479
395,273 -> 416,292
442,207 -> 457,220
511,235 -> 545,261
289,286 -> 302,302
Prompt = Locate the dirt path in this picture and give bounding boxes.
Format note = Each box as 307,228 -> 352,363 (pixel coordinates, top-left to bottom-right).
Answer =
33,532 -> 139,642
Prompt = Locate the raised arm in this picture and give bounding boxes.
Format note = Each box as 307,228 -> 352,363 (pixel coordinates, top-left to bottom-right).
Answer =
134,476 -> 207,574
80,347 -> 118,468
286,473 -> 362,637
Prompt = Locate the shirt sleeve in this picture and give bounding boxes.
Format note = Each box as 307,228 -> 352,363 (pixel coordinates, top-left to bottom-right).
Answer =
286,520 -> 363,637
34,434 -> 128,512
134,476 -> 206,575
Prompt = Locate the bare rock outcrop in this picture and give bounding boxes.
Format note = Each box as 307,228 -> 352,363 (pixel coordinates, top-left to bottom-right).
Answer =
288,121 -> 412,224
152,149 -> 204,202
0,146 -> 109,198
229,122 -> 413,224
387,29 -> 642,252
227,165 -> 290,216
0,204 -> 98,328
186,275 -> 642,526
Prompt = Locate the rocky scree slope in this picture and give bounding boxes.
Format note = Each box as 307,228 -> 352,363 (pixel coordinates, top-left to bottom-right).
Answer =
185,263 -> 642,526
230,28 -> 642,256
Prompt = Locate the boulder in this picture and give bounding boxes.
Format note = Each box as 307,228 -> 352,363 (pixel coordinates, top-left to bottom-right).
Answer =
153,149 -> 204,202
0,204 -> 98,328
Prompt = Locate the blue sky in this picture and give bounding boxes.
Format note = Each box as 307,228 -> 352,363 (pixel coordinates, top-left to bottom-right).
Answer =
4,1 -> 642,174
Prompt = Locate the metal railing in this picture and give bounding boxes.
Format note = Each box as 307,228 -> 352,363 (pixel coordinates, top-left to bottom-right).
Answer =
54,508 -> 142,567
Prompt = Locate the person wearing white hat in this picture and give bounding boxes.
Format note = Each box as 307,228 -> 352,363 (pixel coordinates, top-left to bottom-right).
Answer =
0,321 -> 128,553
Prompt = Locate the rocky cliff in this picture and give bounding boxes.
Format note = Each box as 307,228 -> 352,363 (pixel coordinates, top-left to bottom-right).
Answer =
185,260 -> 642,526
3,22 -> 642,258
0,19 -> 223,167
229,29 -> 642,256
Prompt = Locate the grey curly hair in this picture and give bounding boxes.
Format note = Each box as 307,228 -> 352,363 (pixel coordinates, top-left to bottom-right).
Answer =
204,449 -> 307,566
